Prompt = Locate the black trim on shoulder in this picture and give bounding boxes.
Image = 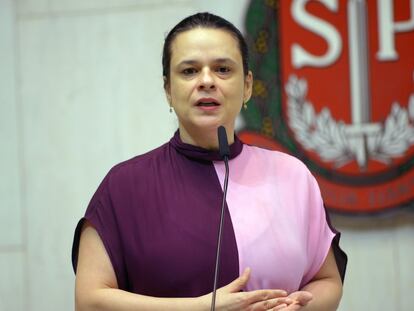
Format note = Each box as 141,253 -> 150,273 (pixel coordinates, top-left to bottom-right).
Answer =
324,205 -> 348,283
71,218 -> 86,273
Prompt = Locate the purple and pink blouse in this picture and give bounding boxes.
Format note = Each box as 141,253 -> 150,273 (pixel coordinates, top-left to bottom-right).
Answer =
72,131 -> 346,297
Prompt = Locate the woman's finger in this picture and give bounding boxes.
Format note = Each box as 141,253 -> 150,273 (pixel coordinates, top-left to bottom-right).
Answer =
256,297 -> 293,310
273,303 -> 288,310
289,291 -> 313,306
275,302 -> 303,311
246,288 -> 288,305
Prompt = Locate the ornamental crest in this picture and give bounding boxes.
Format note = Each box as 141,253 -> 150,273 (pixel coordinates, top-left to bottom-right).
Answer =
240,0 -> 414,213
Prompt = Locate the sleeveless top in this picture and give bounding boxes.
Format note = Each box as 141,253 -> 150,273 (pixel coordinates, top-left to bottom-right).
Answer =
72,130 -> 347,296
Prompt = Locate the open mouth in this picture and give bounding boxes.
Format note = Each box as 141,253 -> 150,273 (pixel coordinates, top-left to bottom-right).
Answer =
196,102 -> 220,107
196,98 -> 221,107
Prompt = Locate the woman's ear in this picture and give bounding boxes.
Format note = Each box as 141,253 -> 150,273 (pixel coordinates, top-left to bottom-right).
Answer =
243,71 -> 253,103
163,76 -> 172,105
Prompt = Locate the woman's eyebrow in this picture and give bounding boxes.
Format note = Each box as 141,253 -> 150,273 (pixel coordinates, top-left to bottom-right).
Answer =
214,58 -> 237,65
176,60 -> 199,67
176,58 -> 237,67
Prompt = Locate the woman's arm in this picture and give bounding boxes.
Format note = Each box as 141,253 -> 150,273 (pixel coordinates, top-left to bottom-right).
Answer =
281,247 -> 343,311
75,221 -> 291,311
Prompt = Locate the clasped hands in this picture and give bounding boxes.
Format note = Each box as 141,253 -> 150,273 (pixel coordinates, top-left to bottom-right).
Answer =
201,268 -> 313,311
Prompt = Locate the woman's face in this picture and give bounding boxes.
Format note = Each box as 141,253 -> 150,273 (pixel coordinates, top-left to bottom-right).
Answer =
165,27 -> 253,138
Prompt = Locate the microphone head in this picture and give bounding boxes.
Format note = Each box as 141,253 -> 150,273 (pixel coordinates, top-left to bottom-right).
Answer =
217,126 -> 230,159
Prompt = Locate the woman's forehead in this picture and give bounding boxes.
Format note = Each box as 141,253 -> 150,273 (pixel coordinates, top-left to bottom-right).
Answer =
170,28 -> 241,63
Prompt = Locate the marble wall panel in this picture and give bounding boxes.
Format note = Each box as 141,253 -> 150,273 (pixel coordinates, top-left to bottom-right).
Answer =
0,0 -> 23,248
0,253 -> 25,311
110,6 -> 195,158
394,211 -> 414,311
18,4 -> 197,311
331,214 -> 401,311
14,0 -> 414,310
194,0 -> 250,32
17,0 -> 191,16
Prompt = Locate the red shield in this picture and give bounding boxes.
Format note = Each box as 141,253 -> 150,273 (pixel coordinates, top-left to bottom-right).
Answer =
241,0 -> 414,213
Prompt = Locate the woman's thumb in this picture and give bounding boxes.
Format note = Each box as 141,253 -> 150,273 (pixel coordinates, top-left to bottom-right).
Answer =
221,268 -> 251,293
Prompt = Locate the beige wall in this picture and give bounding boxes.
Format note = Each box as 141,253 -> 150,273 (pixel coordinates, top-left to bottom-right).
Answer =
0,0 -> 413,310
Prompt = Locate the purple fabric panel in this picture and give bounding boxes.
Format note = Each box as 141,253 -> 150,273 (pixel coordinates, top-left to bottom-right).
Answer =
72,131 -> 242,297
74,175 -> 129,289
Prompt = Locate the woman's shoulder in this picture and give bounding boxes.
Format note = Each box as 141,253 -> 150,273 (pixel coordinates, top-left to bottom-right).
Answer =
104,142 -> 170,183
242,144 -> 311,175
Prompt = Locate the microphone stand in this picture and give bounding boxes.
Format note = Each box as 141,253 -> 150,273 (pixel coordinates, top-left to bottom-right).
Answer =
211,126 -> 230,311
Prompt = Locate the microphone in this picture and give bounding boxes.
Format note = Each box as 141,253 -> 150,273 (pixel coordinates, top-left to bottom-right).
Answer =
218,126 -> 230,159
211,126 -> 230,311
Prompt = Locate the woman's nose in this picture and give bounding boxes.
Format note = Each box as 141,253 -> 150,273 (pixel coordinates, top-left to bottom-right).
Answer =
198,68 -> 215,90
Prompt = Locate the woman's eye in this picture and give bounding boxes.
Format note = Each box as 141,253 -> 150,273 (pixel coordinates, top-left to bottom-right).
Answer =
182,68 -> 197,75
217,66 -> 231,74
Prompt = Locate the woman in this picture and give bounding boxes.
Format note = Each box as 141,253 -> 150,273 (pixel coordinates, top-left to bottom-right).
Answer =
73,12 -> 346,311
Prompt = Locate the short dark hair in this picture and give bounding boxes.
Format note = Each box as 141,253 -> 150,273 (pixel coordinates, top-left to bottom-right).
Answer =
162,12 -> 249,83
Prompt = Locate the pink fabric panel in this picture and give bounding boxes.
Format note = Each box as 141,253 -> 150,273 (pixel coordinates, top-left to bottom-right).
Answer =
213,145 -> 335,293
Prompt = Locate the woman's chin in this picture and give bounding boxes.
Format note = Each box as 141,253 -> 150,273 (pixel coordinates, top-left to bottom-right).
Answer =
186,116 -> 228,131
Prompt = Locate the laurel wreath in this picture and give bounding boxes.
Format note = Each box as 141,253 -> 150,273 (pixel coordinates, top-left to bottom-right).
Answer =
285,75 -> 414,167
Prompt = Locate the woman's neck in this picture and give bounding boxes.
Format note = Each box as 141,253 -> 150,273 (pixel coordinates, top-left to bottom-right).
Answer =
178,124 -> 235,150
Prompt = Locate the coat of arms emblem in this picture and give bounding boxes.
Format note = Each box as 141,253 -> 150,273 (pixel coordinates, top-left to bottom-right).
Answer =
240,0 -> 414,213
